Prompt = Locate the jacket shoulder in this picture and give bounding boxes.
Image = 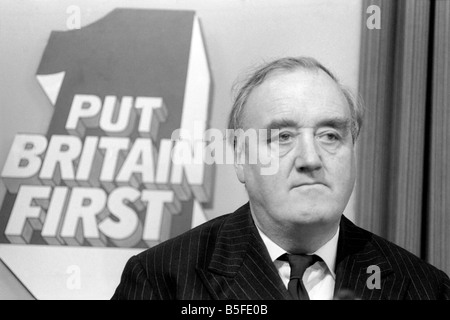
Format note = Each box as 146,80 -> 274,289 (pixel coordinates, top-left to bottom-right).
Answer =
137,212 -> 229,264
112,212 -> 232,300
345,219 -> 450,299
370,231 -> 445,277
113,203 -> 252,299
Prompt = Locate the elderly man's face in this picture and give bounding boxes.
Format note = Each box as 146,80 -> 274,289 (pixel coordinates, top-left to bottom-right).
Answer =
236,69 -> 356,232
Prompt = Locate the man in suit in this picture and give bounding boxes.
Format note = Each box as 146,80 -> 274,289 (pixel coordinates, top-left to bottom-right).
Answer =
112,57 -> 450,300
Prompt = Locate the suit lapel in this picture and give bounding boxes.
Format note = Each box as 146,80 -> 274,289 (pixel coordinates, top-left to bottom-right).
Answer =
197,207 -> 409,300
334,216 -> 409,300
196,203 -> 290,300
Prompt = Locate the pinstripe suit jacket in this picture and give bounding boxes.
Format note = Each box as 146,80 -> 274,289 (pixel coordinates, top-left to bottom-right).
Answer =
112,203 -> 450,300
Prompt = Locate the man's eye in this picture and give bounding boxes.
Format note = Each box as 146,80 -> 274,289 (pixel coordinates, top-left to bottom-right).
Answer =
318,132 -> 340,143
279,132 -> 294,142
326,133 -> 339,140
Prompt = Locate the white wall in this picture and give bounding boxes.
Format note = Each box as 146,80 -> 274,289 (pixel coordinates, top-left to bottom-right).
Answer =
0,0 -> 362,299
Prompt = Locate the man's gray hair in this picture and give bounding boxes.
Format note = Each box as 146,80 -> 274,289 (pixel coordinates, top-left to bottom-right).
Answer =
227,57 -> 364,143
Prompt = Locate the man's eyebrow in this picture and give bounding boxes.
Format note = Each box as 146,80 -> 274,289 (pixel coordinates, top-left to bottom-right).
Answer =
316,117 -> 352,132
264,117 -> 351,131
264,118 -> 298,130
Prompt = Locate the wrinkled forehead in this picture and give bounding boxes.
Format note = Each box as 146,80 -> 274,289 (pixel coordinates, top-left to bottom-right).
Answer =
258,68 -> 345,101
242,68 -> 351,129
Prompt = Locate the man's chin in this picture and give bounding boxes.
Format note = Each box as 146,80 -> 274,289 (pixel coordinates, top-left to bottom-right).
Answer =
285,205 -> 341,225
291,187 -> 331,199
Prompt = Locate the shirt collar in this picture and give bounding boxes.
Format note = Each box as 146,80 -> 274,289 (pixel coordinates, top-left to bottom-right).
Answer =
256,224 -> 339,279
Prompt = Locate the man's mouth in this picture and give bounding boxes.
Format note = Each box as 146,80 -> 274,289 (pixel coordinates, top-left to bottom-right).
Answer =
292,182 -> 327,189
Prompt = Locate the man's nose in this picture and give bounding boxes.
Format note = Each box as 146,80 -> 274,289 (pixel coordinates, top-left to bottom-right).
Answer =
293,134 -> 322,172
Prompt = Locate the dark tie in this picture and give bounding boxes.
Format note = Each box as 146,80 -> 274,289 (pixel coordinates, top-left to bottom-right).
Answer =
281,254 -> 319,300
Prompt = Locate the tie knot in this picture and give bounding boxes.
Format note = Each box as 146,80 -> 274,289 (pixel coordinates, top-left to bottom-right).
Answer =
278,253 -> 320,300
284,254 -> 318,280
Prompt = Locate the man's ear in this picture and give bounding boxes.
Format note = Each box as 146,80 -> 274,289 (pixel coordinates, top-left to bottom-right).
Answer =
234,162 -> 245,184
233,140 -> 245,184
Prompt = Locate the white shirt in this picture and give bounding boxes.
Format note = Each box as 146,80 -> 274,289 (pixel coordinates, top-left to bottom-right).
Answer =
256,226 -> 339,300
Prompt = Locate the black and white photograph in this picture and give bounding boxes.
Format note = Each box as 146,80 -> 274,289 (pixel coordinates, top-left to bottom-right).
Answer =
0,0 -> 449,304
